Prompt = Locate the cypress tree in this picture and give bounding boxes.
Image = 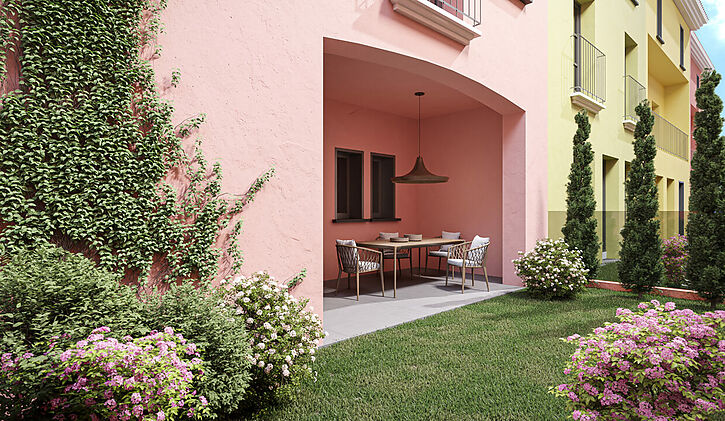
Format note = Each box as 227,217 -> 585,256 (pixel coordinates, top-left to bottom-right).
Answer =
562,110 -> 599,279
688,70 -> 725,310
618,101 -> 663,297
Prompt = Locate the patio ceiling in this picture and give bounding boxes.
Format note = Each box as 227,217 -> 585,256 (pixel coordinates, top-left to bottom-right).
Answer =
324,53 -> 485,119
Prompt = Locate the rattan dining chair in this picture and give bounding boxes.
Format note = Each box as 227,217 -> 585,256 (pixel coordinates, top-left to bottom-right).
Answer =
445,236 -> 490,293
335,242 -> 385,301
425,231 -> 461,274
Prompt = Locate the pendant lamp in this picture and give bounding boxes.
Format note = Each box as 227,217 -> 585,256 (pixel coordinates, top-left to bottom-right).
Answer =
392,92 -> 449,184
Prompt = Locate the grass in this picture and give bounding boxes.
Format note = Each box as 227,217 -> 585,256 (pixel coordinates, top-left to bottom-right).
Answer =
253,289 -> 718,421
594,261 -> 620,282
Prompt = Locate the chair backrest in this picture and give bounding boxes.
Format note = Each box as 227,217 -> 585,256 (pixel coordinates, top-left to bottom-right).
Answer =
336,240 -> 358,272
468,236 -> 490,266
440,231 -> 461,251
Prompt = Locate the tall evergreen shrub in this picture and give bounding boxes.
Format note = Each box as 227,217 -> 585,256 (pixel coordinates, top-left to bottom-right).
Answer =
618,102 -> 663,296
688,70 -> 725,309
562,110 -> 599,279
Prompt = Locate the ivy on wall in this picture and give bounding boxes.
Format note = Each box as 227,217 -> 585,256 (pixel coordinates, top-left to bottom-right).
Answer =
0,0 -> 273,284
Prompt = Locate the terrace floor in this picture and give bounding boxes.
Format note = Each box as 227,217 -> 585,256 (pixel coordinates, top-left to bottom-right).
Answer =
322,269 -> 521,344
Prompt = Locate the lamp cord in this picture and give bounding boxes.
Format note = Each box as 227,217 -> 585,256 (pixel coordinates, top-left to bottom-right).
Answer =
418,95 -> 421,157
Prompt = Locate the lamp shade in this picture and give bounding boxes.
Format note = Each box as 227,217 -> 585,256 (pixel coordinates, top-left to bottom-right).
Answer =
391,156 -> 449,184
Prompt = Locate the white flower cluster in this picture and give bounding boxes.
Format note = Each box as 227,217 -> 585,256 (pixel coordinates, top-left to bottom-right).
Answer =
513,238 -> 589,298
225,271 -> 326,391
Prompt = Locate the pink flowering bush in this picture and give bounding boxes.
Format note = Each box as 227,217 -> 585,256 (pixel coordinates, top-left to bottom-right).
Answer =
662,234 -> 689,289
553,300 -> 725,420
221,271 -> 325,409
513,238 -> 589,299
47,327 -> 211,420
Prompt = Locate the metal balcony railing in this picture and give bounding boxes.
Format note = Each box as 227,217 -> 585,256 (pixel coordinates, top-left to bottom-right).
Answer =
624,75 -> 646,121
429,0 -> 481,27
653,112 -> 689,161
573,34 -> 606,104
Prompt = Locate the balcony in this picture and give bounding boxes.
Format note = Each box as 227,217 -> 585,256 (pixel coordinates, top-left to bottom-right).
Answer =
623,75 -> 646,132
390,0 -> 482,45
653,112 -> 688,161
571,34 -> 606,113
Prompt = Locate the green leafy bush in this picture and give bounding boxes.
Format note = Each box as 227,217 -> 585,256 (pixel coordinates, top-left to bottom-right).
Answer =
0,243 -> 146,417
662,234 -> 689,289
143,283 -> 252,418
513,238 -> 589,299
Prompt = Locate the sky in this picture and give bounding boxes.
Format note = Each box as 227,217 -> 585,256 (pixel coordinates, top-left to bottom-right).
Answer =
697,0 -> 725,122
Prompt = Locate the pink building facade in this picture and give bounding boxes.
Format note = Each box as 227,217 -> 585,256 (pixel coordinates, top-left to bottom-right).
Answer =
154,0 -> 549,315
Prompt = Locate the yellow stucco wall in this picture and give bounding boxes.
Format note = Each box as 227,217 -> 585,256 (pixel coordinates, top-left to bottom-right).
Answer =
548,0 -> 692,260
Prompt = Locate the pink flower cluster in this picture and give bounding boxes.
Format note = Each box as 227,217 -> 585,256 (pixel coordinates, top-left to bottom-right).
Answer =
553,300 -> 725,420
47,327 -> 210,420
662,235 -> 688,288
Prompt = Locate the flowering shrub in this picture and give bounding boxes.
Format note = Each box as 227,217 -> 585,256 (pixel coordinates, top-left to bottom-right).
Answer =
48,327 -> 210,420
222,271 -> 325,409
0,244 -> 146,418
513,238 -> 589,299
143,283 -> 251,418
662,234 -> 689,289
553,300 -> 725,420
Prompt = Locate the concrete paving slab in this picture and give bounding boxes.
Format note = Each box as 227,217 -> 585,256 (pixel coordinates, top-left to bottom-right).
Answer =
322,270 -> 522,345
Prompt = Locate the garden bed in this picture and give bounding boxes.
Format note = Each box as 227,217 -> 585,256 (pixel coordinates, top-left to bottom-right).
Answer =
588,279 -> 709,302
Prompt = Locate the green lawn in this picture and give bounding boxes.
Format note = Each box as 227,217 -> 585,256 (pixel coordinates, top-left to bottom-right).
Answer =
253,289 -> 717,421
594,261 -> 620,282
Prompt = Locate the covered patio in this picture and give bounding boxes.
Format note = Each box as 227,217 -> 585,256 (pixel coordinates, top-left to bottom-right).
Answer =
322,39 -> 535,337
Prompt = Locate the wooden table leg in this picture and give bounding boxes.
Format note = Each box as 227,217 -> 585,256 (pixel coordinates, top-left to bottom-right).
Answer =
393,247 -> 397,298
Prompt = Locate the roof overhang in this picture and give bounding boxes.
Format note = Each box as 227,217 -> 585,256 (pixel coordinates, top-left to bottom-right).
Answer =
691,32 -> 714,70
673,0 -> 709,31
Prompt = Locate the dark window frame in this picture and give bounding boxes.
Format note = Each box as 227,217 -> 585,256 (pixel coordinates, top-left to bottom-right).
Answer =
334,148 -> 364,222
657,0 -> 664,44
679,26 -> 686,71
370,152 -> 396,220
679,181 -> 685,235
697,74 -> 700,88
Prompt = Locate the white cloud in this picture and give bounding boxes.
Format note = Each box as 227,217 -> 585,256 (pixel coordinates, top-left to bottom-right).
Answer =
701,0 -> 725,40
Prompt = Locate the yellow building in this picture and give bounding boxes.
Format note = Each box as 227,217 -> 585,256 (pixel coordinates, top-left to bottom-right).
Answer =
548,0 -> 709,259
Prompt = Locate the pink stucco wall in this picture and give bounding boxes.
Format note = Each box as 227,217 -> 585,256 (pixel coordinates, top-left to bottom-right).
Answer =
323,99 -> 422,279
155,0 -> 549,314
415,107 -> 503,277
323,103 -> 503,281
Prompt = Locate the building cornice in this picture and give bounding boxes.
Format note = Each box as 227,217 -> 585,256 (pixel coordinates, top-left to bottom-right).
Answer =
673,0 -> 709,31
691,32 -> 714,70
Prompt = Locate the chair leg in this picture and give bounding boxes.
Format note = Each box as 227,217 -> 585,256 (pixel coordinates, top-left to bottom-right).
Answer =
484,266 -> 490,292
409,254 -> 413,278
336,270 -> 342,295
380,267 -> 385,297
438,257 -> 441,273
347,273 -> 351,290
445,264 -> 449,286
356,271 -> 360,301
471,268 -> 475,286
461,266 -> 466,294
425,251 -> 429,275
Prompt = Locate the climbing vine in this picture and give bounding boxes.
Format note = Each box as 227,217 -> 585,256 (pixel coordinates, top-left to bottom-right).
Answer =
0,0 -> 273,284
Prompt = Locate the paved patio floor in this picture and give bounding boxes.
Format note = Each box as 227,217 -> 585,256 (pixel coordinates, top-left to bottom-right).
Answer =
322,268 -> 522,345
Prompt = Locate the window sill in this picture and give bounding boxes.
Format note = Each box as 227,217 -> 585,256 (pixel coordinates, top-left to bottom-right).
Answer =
389,0 -> 481,45
623,119 -> 636,133
332,218 -> 402,223
570,92 -> 606,114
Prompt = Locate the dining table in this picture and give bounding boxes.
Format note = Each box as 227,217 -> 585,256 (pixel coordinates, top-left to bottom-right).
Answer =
356,237 -> 465,298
